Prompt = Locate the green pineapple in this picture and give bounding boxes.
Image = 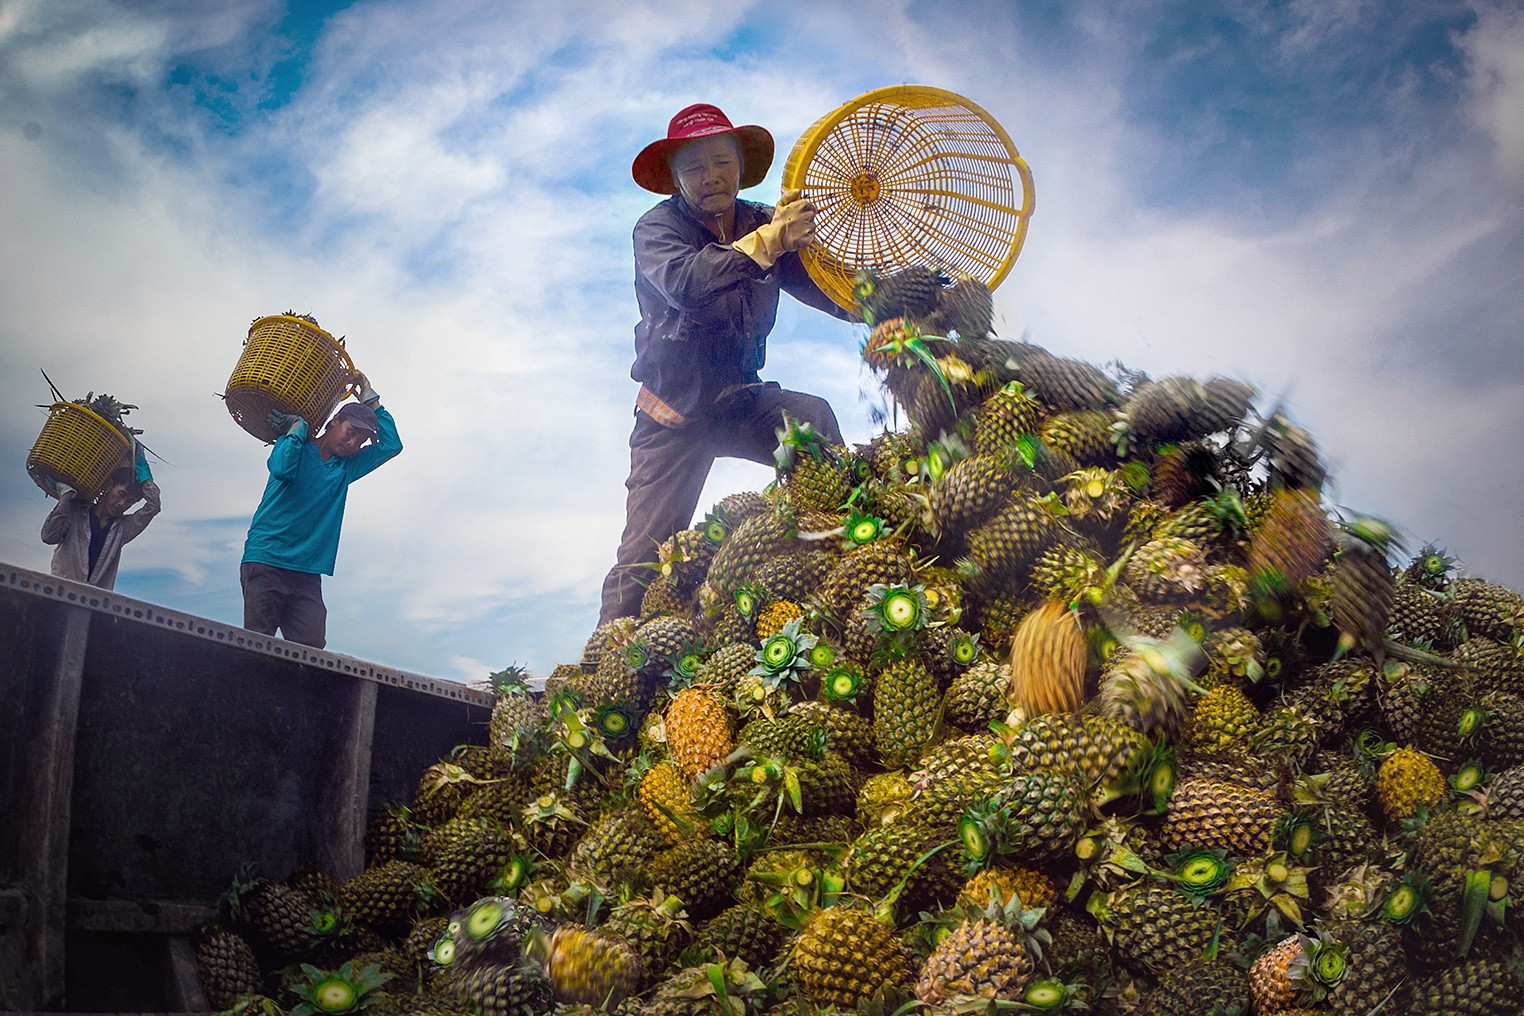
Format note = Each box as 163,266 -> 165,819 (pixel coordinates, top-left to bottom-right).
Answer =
974,382 -> 1042,459
1121,376 -> 1209,447
1407,957 -> 1523,1016
1141,957 -> 1251,1016
228,868 -> 317,956
942,659 -> 1011,734
602,891 -> 693,986
1159,776 -> 1280,855
928,453 -> 1015,535
194,926 -> 263,1010
339,860 -> 436,933
1087,881 -> 1223,975
1041,409 -> 1117,465
567,807 -> 666,886
816,542 -> 914,620
1447,577 -> 1524,641
689,904 -> 785,968
872,658 -> 940,769
647,836 -> 742,919
775,415 -> 850,513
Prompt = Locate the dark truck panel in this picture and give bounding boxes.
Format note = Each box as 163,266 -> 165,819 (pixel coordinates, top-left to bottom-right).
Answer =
0,563 -> 493,1012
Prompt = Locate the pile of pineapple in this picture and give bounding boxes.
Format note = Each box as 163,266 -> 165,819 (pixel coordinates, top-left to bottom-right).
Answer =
198,270 -> 1524,1016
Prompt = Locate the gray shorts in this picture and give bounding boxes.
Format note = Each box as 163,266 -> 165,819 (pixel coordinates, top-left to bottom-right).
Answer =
240,562 -> 327,648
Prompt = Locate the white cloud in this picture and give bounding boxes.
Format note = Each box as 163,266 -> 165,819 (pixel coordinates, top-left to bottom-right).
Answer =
1464,3 -> 1524,194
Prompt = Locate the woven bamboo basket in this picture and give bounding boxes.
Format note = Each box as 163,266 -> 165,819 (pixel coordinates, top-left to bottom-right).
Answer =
225,315 -> 358,443
27,402 -> 134,501
781,84 -> 1035,312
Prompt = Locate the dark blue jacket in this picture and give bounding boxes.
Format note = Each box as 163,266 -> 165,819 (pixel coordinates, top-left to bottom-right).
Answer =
630,195 -> 851,424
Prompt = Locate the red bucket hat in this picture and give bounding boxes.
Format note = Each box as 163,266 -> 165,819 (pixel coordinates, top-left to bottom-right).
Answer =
631,104 -> 774,195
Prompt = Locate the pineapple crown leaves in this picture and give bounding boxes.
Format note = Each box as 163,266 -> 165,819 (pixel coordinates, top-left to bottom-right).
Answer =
489,852 -> 539,895
920,433 -> 971,483
863,583 -> 929,636
290,961 -> 392,1016
1160,847 -> 1233,897
488,663 -> 532,696
773,412 -> 837,472
1223,853 -> 1313,928
1283,928 -> 1349,1001
303,898 -> 352,944
842,508 -> 889,548
665,958 -> 769,1016
1404,541 -> 1457,589
820,660 -> 867,705
522,790 -> 586,830
750,617 -> 818,682
1272,808 -> 1327,861
665,640 -> 709,684
1094,739 -> 1176,815
1379,868 -> 1435,928
548,707 -> 619,779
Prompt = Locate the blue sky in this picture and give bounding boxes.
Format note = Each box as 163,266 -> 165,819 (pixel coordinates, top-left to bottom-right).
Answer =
2,0 -> 1521,681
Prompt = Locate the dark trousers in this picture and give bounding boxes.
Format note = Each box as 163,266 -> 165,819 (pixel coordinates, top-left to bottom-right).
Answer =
599,384 -> 842,623
240,562 -> 328,648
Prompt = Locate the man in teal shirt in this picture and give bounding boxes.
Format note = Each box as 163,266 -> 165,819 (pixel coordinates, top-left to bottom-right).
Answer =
240,374 -> 402,647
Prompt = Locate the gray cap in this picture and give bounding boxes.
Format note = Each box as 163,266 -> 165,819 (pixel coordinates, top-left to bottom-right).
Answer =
332,401 -> 378,435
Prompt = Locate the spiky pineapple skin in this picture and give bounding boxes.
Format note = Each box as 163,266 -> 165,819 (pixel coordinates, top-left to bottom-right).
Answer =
791,907 -> 912,1009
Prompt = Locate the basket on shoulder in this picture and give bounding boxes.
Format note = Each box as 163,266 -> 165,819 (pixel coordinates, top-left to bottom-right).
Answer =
27,390 -> 141,502
224,312 -> 362,443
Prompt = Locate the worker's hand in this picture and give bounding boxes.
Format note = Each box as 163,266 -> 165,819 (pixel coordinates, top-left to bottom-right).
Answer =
41,476 -> 73,499
770,189 -> 819,251
268,410 -> 304,437
354,372 -> 379,406
133,441 -> 153,484
734,189 -> 819,268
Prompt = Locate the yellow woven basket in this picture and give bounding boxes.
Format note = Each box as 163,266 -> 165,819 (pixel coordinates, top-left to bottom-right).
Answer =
225,315 -> 358,443
782,84 -> 1036,312
27,402 -> 134,501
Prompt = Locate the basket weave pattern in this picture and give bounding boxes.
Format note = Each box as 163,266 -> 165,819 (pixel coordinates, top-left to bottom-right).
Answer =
783,85 -> 1035,312
225,315 -> 356,443
27,403 -> 134,500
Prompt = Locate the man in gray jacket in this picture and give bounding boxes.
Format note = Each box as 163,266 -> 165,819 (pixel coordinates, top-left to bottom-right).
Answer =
41,459 -> 161,590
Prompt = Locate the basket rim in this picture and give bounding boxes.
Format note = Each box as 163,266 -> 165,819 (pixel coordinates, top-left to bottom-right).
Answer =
246,314 -> 357,372
782,84 -> 1036,310
43,401 -> 136,455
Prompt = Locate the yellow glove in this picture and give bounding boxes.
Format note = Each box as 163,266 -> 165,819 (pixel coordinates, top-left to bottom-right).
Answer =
734,189 -> 819,269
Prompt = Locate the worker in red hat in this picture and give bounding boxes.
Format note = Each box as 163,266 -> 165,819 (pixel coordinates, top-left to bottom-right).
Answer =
599,103 -> 853,623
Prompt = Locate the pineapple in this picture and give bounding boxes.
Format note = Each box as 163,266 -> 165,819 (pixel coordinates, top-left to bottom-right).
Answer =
1008,599 -> 1088,716
1407,956 -> 1523,1016
914,893 -> 1046,1005
1121,376 -> 1209,446
974,382 -> 1042,459
444,961 -> 555,1016
791,906 -> 913,1009
1159,777 -> 1280,855
1181,684 -> 1259,753
1041,409 -> 1117,465
647,836 -> 742,919
541,924 -> 642,1007
1374,747 -> 1447,825
638,758 -> 699,844
194,926 -> 262,1010
1087,881 -> 1223,974
602,891 -> 693,985
872,657 -> 940,769
690,904 -> 785,969
928,453 -> 1015,535
665,685 -> 736,780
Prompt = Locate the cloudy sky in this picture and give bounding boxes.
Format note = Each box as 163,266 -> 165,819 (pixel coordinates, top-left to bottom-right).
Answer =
2,0 -> 1520,682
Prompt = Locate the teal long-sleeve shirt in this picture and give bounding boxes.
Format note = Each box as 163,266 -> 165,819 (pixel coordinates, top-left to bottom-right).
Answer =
241,406 -> 402,575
